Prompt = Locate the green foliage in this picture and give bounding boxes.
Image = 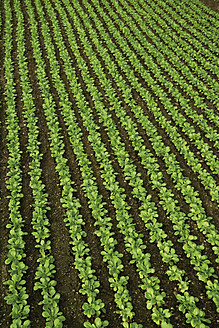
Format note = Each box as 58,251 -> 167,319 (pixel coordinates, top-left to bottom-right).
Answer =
2,0 -> 218,326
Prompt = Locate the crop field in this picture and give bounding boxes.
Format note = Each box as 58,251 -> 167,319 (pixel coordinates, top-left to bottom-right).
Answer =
0,0 -> 219,327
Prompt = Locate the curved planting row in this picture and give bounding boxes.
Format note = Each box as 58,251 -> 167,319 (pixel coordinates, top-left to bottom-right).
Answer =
3,1 -> 30,326
64,0 -> 219,259
162,0 -> 218,34
147,0 -> 218,54
68,0 -> 218,199
23,0 -> 109,326
71,0 -> 219,202
1,0 -> 218,327
41,1 -> 218,326
90,0 -> 219,156
26,0 -> 140,326
182,0 -> 219,24
115,0 -> 219,124
14,0 -> 64,326
139,0 -> 219,65
33,0 -> 173,326
62,0 -> 219,295
38,0 -> 219,322
133,0 -> 219,79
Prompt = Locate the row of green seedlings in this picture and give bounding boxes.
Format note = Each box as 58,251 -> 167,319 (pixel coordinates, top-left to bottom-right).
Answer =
152,0 -> 218,51
68,0 -> 219,262
113,0 -> 219,125
19,0 -> 139,326
14,0 -> 65,326
40,0 -> 218,325
23,0 -> 108,327
168,0 -> 219,38
148,0 -> 219,76
32,3 -> 175,327
55,0 -> 219,312
188,0 -> 219,22
71,0 -> 216,249
81,0 -> 219,203
103,0 -> 219,181
101,0 -> 219,160
71,0 -> 219,271
134,0 -> 218,79
143,0 -> 219,74
3,0 -> 30,326
135,0 -> 219,98
181,0 -> 219,23
169,0 -> 219,35
163,0 -> 219,39
26,0 -> 167,326
49,0 -> 218,310
95,0 -> 219,162
141,0 -> 219,67
27,1 -> 144,326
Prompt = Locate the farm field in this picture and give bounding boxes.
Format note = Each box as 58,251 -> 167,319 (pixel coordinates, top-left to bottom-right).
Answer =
0,0 -> 218,327
200,0 -> 219,12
